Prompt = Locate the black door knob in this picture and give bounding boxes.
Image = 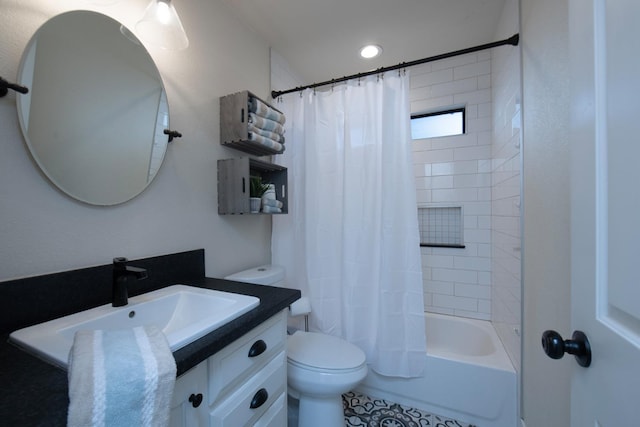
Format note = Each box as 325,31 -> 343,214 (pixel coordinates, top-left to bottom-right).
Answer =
541,330 -> 591,367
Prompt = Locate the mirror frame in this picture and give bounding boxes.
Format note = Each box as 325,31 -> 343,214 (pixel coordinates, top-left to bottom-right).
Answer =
17,10 -> 170,206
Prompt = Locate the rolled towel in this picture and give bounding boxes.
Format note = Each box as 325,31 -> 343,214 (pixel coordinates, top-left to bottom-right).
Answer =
248,123 -> 285,143
262,198 -> 283,209
262,205 -> 282,213
247,132 -> 285,153
249,97 -> 286,125
68,326 -> 176,427
249,113 -> 285,135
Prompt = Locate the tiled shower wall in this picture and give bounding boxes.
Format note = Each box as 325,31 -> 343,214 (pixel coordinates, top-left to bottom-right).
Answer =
410,52 -> 493,321
491,0 -> 522,372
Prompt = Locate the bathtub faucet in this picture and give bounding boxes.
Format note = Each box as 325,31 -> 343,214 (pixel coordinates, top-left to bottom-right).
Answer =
112,257 -> 148,307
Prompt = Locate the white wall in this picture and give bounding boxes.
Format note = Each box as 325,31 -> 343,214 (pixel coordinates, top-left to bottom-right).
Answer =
0,0 -> 274,281
521,0 -> 572,424
491,0 -> 523,373
409,53 -> 493,321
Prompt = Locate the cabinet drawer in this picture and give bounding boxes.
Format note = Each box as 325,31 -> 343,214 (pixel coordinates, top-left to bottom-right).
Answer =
253,392 -> 286,427
171,361 -> 207,408
209,351 -> 287,427
208,310 -> 286,404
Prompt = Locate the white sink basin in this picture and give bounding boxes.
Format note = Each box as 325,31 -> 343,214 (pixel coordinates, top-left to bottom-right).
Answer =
9,285 -> 259,369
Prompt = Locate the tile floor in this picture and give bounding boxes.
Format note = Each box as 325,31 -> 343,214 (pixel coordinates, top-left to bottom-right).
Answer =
342,392 -> 476,427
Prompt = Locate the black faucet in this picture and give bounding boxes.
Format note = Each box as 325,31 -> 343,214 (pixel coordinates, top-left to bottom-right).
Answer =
112,257 -> 148,307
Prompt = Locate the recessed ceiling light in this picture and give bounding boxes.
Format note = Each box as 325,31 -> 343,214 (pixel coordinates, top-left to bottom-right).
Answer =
360,44 -> 382,59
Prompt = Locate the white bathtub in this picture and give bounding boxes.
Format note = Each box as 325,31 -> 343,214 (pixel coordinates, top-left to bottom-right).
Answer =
356,312 -> 518,427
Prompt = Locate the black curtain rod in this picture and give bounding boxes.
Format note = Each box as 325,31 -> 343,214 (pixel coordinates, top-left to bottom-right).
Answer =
271,33 -> 519,99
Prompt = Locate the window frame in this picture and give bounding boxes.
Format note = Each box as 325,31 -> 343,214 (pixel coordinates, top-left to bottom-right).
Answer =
410,107 -> 466,139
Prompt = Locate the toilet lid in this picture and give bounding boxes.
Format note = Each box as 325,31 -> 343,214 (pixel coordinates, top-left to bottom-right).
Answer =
287,331 -> 366,370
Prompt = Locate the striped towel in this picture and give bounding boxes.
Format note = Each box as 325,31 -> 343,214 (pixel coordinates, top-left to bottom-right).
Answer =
67,326 -> 176,427
248,131 -> 285,153
249,113 -> 285,135
262,198 -> 283,209
248,123 -> 285,143
249,96 -> 286,124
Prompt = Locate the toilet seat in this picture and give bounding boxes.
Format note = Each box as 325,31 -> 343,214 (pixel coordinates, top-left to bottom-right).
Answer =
287,331 -> 366,372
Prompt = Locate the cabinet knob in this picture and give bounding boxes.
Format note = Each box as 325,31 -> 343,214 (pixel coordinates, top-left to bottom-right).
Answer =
250,388 -> 269,409
248,339 -> 267,357
188,393 -> 203,408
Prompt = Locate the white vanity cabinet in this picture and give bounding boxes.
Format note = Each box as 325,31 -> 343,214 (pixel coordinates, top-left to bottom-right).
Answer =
169,310 -> 288,427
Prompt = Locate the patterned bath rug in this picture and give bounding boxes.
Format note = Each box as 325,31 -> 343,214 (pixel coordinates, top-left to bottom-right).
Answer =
342,391 -> 477,427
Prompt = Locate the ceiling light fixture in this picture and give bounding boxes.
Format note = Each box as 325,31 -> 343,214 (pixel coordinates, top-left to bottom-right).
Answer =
360,44 -> 382,59
136,0 -> 189,50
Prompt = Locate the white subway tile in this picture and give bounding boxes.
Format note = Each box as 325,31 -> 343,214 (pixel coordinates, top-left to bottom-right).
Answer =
478,299 -> 492,314
478,188 -> 492,201
454,60 -> 491,80
431,175 -> 454,189
477,244 -> 491,257
432,188 -> 478,202
432,160 -> 478,176
478,271 -> 492,285
431,53 -> 478,71
454,89 -> 491,105
432,268 -> 478,284
424,280 -> 454,295
430,133 -> 477,150
454,173 -> 491,188
431,77 -> 478,97
467,117 -> 493,133
455,283 -> 492,299
433,294 -> 478,311
454,256 -> 491,271
464,229 -> 491,244
410,68 -> 453,89
454,145 -> 492,161
411,96 -> 454,114
478,74 -> 491,90
463,201 -> 491,215
424,255 -> 454,268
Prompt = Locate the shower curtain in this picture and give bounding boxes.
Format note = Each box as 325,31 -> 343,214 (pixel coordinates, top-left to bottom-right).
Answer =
272,72 -> 426,377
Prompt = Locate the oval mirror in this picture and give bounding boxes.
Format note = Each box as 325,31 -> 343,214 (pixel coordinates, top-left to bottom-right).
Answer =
17,10 -> 169,206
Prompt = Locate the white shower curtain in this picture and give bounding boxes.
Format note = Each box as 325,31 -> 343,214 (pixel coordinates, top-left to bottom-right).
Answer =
272,72 -> 426,377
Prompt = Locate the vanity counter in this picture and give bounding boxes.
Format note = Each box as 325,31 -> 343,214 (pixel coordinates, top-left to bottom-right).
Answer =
0,250 -> 300,426
0,277 -> 299,426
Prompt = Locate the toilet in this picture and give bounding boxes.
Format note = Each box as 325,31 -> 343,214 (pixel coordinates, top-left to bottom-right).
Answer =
225,265 -> 368,427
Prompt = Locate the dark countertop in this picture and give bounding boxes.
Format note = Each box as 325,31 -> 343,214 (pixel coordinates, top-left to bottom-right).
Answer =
0,277 -> 300,427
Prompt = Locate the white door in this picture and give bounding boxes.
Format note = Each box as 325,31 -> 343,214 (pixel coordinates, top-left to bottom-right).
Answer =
569,0 -> 640,425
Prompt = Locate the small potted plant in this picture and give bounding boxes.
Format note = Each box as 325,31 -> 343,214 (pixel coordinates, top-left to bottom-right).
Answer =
249,176 -> 269,213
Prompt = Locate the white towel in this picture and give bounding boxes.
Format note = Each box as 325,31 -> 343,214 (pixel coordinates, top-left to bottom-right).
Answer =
67,326 -> 176,427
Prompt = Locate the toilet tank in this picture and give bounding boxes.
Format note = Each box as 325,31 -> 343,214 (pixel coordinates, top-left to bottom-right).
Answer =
224,265 -> 285,287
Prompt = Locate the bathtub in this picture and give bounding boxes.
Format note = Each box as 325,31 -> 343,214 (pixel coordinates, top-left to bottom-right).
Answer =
356,312 -> 518,427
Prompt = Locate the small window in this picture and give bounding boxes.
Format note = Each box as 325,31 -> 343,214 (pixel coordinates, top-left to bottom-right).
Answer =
411,108 -> 465,139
